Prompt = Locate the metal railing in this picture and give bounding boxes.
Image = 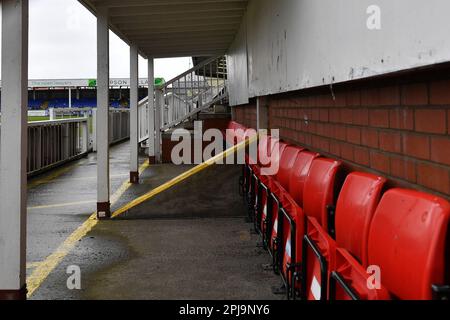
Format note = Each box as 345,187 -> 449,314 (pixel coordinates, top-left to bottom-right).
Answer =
0,118 -> 89,176
158,56 -> 228,131
138,96 -> 149,143
51,107 -> 131,150
92,108 -> 130,151
26,118 -> 89,175
1,107 -> 131,176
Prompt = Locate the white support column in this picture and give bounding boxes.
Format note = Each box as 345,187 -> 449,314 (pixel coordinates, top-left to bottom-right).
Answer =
155,88 -> 162,162
147,58 -> 156,164
129,43 -> 139,183
96,7 -> 111,219
0,0 -> 28,300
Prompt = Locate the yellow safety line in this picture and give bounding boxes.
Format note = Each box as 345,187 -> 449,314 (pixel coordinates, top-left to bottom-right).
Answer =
26,262 -> 43,269
26,160 -> 150,298
112,136 -> 257,219
28,200 -> 96,210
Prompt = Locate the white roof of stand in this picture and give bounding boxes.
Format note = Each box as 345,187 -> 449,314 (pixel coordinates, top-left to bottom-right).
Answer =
79,0 -> 248,58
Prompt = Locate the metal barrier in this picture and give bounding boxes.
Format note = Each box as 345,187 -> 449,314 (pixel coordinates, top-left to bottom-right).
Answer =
138,97 -> 149,143
0,118 -> 89,176
92,108 -> 130,151
1,107 -> 131,176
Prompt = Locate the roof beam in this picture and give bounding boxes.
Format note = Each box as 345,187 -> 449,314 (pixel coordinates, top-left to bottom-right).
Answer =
107,2 -> 247,17
79,0 -> 248,58
92,0 -> 247,8
124,24 -> 239,36
115,17 -> 242,31
110,11 -> 243,24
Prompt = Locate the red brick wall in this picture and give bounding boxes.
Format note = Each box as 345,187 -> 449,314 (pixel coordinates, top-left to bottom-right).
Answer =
234,99 -> 257,129
234,66 -> 450,200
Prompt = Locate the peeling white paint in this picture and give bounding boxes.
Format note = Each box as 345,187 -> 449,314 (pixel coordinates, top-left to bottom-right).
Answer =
227,0 -> 450,105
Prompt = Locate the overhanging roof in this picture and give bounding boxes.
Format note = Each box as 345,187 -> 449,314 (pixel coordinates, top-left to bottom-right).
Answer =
79,0 -> 248,58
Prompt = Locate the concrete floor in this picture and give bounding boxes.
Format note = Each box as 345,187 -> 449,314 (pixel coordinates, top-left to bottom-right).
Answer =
27,142 -> 282,300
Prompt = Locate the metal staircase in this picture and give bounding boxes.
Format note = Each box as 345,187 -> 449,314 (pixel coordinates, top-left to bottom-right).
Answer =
138,56 -> 229,144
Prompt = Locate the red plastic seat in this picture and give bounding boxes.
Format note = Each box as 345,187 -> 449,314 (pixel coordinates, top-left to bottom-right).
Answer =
279,155 -> 341,297
258,141 -> 287,248
302,172 -> 386,299
331,248 -> 391,300
224,121 -> 247,146
303,158 -> 342,232
288,151 -> 320,208
368,189 -> 450,300
330,188 -> 450,300
252,137 -> 287,235
278,151 -> 320,296
246,135 -> 276,220
264,145 -> 303,270
303,172 -> 385,300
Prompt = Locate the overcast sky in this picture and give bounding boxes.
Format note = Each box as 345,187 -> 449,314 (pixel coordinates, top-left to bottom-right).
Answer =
0,0 -> 192,80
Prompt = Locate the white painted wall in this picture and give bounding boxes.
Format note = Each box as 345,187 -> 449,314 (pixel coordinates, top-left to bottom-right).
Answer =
227,0 -> 450,105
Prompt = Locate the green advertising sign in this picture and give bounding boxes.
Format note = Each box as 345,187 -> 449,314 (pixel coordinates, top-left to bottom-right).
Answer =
87,78 -> 164,87
155,77 -> 165,87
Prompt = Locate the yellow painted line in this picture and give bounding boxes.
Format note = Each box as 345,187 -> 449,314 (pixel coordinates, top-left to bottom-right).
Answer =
26,262 -> 43,269
28,200 -> 96,210
112,136 -> 257,219
26,160 -> 150,298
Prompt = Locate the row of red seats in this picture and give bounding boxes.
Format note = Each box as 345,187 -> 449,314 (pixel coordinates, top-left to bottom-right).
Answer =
225,121 -> 450,300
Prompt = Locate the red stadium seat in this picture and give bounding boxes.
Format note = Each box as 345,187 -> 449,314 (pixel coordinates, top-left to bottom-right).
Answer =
224,121 -> 247,146
335,173 -> 386,265
331,248 -> 391,300
258,141 -> 287,250
265,145 -> 303,271
251,137 -> 286,234
287,158 -> 341,300
288,151 -> 320,208
277,151 -> 320,297
330,188 -> 450,300
302,158 -> 342,233
268,157 -> 341,299
368,189 -> 450,300
245,134 -> 275,222
302,172 -> 385,300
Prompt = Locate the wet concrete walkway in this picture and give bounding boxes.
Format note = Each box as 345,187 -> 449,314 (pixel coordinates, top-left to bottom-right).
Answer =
27,142 -> 282,300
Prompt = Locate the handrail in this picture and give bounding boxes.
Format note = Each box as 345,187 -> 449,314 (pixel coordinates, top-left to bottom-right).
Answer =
160,89 -> 227,132
27,117 -> 88,127
158,55 -> 228,130
136,55 -> 228,150
162,56 -> 220,88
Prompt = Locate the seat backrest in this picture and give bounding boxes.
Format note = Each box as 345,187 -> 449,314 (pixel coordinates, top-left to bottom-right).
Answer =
288,151 -> 320,207
257,135 -> 272,166
335,172 -> 386,266
267,141 -> 288,177
275,145 -> 303,190
227,121 -> 246,132
243,128 -> 258,163
368,188 -> 450,300
226,121 -> 247,145
303,158 -> 341,231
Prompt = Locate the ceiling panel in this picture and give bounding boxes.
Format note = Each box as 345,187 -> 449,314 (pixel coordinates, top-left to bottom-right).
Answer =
79,0 -> 248,58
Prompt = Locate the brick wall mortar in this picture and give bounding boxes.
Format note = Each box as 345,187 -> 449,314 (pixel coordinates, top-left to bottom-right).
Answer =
233,67 -> 450,200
